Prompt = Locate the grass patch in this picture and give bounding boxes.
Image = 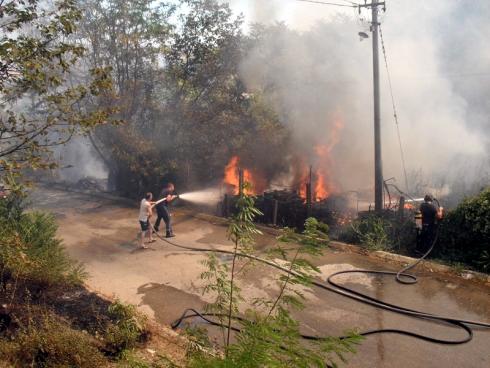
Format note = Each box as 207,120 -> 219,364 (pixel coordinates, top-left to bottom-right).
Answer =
0,312 -> 106,368
105,300 -> 150,357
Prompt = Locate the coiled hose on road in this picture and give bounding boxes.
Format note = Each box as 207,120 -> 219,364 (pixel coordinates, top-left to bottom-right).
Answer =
149,224 -> 490,345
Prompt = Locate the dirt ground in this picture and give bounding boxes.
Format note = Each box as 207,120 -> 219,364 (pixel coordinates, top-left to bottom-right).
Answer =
32,188 -> 490,368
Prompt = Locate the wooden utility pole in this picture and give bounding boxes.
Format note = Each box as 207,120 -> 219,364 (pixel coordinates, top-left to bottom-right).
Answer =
360,1 -> 385,213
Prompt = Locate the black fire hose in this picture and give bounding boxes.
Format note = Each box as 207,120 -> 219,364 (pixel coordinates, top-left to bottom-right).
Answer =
149,225 -> 490,346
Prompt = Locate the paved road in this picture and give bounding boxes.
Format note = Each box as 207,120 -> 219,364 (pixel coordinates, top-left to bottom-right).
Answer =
32,189 -> 490,368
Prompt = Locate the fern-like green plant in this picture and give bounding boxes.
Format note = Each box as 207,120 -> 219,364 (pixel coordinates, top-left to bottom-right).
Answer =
264,217 -> 329,316
192,186 -> 362,367
224,183 -> 263,351
200,253 -> 238,347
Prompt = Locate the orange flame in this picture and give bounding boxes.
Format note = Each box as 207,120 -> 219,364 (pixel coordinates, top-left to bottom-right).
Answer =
224,156 -> 240,193
404,202 -> 414,210
223,156 -> 262,195
309,117 -> 344,201
294,168 -> 330,202
224,116 -> 343,200
314,169 -> 329,201
298,183 -> 307,199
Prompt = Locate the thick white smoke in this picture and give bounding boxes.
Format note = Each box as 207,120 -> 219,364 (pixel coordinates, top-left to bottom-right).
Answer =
228,0 -> 489,198
55,136 -> 108,183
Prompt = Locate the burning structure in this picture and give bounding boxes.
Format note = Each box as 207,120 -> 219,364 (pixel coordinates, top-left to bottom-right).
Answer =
220,117 -> 352,229
222,117 -> 344,203
223,155 -> 334,202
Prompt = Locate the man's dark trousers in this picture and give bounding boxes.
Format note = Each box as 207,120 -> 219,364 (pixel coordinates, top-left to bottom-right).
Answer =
418,224 -> 436,253
154,205 -> 172,236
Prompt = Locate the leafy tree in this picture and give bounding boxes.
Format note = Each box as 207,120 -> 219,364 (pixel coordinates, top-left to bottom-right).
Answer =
0,0 -> 115,173
163,0 -> 290,188
81,0 -> 174,121
80,0 -> 290,196
75,0 -> 176,192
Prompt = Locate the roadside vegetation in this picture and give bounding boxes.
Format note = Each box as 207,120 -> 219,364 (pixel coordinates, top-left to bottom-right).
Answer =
433,187 -> 490,273
338,187 -> 490,273
338,212 -> 415,253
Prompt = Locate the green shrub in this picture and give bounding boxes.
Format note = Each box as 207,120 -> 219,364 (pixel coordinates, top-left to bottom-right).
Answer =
0,194 -> 85,289
339,213 -> 417,254
105,300 -> 148,357
345,215 -> 391,251
434,187 -> 490,272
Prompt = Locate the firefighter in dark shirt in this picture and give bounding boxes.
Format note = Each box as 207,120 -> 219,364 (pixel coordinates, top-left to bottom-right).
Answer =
418,194 -> 438,252
154,183 -> 177,238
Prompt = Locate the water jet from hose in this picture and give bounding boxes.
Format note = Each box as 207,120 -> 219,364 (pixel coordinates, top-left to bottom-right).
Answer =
178,188 -> 221,206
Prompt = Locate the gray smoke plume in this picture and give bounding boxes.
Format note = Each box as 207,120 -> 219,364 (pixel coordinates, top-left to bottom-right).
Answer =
231,0 -> 489,199
54,136 -> 108,183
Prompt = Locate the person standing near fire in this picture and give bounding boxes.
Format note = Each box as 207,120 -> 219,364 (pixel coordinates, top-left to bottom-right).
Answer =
154,182 -> 177,238
138,192 -> 155,248
417,194 -> 443,253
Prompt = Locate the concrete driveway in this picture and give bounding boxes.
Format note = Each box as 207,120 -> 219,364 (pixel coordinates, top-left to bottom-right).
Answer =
32,189 -> 490,368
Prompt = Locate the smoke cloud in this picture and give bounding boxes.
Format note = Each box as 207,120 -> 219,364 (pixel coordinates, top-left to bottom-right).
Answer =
55,136 -> 108,183
231,0 -> 489,197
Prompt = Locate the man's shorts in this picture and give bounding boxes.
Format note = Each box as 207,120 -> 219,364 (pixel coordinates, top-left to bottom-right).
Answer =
139,220 -> 149,231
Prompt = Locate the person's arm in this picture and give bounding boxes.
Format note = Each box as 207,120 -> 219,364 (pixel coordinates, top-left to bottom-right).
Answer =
146,202 -> 153,218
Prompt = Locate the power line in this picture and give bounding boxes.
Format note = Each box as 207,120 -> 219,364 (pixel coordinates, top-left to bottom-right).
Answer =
337,0 -> 360,5
397,71 -> 490,80
293,0 -> 358,8
379,24 -> 410,193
